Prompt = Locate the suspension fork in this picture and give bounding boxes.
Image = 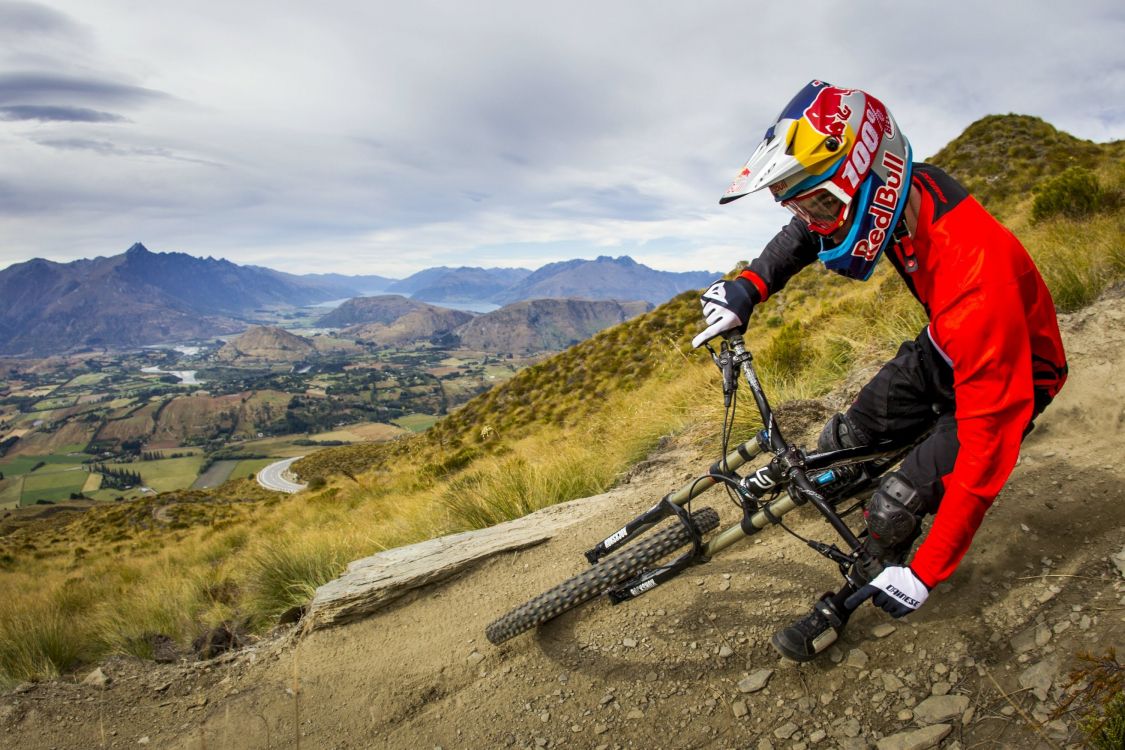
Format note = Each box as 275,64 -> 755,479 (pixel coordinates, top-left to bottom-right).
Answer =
583,436 -> 766,564
587,333 -> 790,566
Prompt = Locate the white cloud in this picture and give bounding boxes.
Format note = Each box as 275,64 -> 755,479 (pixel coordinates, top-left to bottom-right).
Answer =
0,0 -> 1122,276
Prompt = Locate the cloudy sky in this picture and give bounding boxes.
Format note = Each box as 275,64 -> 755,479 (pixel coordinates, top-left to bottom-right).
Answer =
1,1 -> 1122,278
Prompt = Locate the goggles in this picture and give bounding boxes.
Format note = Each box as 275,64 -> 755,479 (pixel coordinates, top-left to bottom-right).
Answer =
781,186 -> 851,236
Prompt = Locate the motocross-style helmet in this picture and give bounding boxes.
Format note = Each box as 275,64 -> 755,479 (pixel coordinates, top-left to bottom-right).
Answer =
721,80 -> 912,281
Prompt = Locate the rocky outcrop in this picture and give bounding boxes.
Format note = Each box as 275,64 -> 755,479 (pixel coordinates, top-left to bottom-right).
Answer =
304,490 -> 619,630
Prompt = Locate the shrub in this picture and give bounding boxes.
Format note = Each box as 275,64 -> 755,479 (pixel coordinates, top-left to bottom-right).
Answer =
0,605 -> 87,684
1032,166 -> 1104,223
1055,649 -> 1124,749
443,450 -> 617,531
1084,692 -> 1125,750
242,535 -> 353,624
757,321 -> 809,381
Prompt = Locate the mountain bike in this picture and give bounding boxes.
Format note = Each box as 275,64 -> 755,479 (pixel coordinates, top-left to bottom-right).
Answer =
485,331 -> 921,645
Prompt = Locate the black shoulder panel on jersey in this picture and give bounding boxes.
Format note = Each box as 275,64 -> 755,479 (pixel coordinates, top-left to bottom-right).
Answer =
912,163 -> 970,223
745,217 -> 821,297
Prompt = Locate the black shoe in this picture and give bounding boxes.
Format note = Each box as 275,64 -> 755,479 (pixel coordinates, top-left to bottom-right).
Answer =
771,593 -> 846,663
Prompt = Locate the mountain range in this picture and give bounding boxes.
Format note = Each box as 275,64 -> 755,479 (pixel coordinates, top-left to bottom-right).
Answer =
226,296 -> 652,354
386,266 -> 532,303
386,257 -> 715,306
0,245 -> 717,355
454,298 -> 652,352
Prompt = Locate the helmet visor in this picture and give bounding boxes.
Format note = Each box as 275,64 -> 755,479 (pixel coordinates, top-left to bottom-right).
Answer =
782,187 -> 850,235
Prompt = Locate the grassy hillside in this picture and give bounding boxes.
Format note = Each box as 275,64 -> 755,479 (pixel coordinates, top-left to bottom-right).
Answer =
1,115 -> 1122,686
930,114 -> 1122,215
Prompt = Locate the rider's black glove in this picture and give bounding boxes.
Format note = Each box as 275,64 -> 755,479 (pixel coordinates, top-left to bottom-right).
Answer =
691,277 -> 757,348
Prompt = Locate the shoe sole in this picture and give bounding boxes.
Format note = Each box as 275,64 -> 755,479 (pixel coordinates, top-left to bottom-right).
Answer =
769,627 -> 838,663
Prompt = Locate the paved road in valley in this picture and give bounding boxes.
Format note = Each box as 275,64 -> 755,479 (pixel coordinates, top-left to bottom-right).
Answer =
256,457 -> 307,493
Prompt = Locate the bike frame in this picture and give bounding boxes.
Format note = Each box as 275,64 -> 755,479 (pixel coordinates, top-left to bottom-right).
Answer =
585,332 -> 909,604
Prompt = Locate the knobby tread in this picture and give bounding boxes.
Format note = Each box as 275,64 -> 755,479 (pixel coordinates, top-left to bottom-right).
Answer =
485,507 -> 720,644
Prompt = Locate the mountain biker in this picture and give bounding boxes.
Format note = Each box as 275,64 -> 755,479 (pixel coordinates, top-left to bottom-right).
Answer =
693,80 -> 1068,662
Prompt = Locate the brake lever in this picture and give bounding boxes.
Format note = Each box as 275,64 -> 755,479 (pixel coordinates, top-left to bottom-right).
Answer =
714,344 -> 737,407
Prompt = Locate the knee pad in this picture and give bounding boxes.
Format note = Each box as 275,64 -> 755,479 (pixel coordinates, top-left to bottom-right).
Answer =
864,471 -> 926,551
817,412 -> 870,453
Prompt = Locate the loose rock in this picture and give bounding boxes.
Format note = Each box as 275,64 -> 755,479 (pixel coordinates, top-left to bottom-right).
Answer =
875,724 -> 952,750
1111,546 -> 1125,578
82,668 -> 110,689
845,649 -> 869,669
738,669 -> 774,693
912,695 -> 970,725
872,623 -> 897,638
773,722 -> 798,739
1018,658 -> 1059,702
882,673 -> 904,692
1010,625 -> 1039,654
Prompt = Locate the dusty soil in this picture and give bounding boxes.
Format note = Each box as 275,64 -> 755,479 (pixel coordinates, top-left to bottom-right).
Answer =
4,290 -> 1125,750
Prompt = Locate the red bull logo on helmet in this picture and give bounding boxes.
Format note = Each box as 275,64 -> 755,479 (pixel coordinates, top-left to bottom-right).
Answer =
803,86 -> 855,137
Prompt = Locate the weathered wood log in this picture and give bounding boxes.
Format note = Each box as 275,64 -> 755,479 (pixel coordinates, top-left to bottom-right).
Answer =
303,491 -> 617,630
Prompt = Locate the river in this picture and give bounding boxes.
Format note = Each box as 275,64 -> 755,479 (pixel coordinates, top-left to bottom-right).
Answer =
140,366 -> 201,385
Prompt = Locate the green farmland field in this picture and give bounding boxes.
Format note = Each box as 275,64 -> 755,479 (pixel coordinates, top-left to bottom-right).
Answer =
393,413 -> 440,432
32,396 -> 77,412
62,373 -> 110,389
20,466 -> 88,505
191,460 -> 238,489
0,477 -> 23,509
139,455 -> 205,493
0,453 -> 89,476
231,458 -> 276,482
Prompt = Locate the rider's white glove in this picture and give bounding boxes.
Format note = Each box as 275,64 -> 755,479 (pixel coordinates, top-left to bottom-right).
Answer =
844,565 -> 930,618
691,278 -> 757,349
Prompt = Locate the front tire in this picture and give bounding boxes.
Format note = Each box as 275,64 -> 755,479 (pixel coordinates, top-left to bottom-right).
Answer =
485,507 -> 721,644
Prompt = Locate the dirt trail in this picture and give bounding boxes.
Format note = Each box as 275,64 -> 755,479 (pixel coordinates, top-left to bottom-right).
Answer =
4,289 -> 1125,750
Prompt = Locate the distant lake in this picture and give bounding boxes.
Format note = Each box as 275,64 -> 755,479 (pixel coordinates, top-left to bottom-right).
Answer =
442,300 -> 500,313
142,344 -> 204,355
307,295 -> 499,314
309,297 -> 353,309
141,367 -> 201,385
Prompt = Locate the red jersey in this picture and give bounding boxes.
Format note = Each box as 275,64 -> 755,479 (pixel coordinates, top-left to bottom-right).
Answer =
740,164 -> 1068,586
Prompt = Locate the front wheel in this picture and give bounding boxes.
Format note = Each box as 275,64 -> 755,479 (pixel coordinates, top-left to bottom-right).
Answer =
485,507 -> 721,644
